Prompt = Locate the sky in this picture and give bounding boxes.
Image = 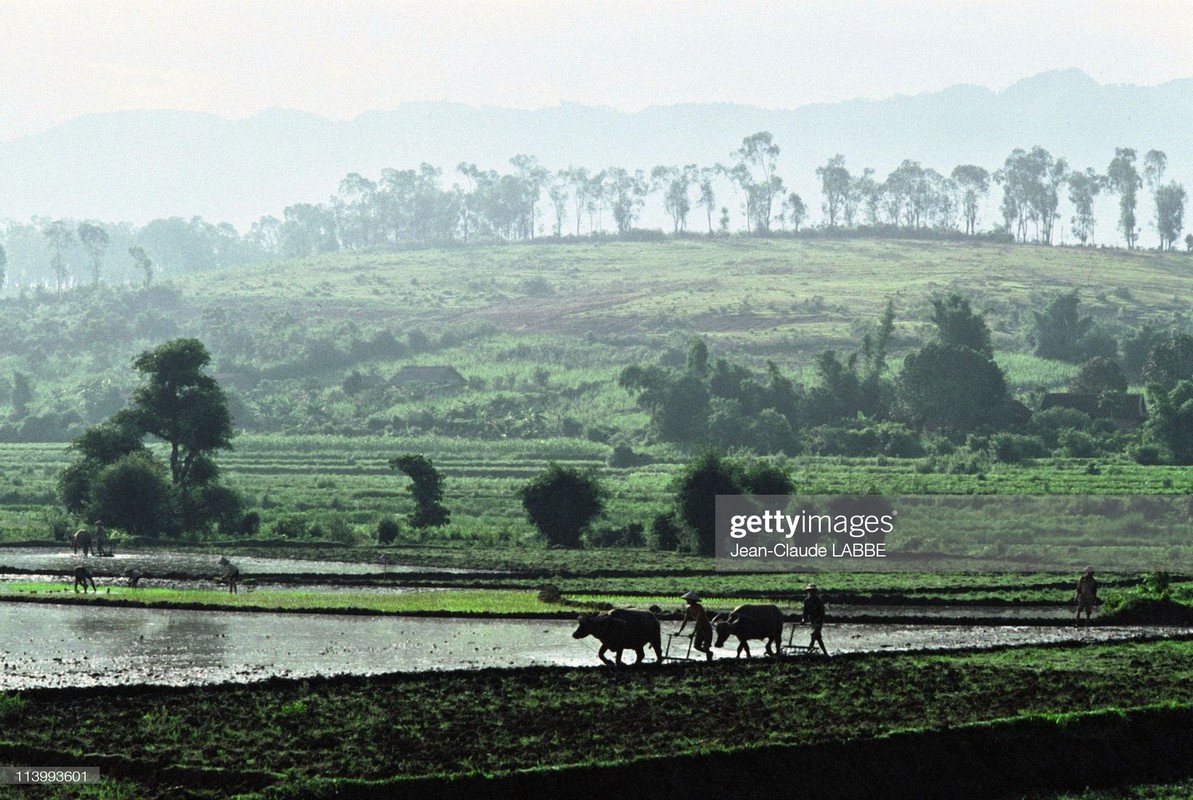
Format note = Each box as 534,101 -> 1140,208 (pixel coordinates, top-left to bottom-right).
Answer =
3,0 -> 1193,144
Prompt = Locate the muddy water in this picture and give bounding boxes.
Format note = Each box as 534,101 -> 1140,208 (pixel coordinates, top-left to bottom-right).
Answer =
1,603 -> 1187,690
0,548 -> 474,576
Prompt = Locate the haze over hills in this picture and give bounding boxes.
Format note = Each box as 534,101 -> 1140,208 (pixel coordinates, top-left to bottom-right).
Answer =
3,69 -> 1192,235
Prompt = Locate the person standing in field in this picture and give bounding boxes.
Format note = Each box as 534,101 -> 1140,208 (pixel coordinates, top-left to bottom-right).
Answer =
93,520 -> 109,556
675,591 -> 714,661
802,583 -> 829,656
218,556 -> 241,594
1075,566 -> 1098,627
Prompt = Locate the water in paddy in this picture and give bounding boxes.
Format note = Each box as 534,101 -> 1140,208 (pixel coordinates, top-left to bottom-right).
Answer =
0,547 -> 477,577
0,603 -> 1185,690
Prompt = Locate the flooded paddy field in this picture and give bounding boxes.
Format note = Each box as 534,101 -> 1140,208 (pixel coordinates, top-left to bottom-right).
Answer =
0,547 -> 468,577
0,601 -> 1185,691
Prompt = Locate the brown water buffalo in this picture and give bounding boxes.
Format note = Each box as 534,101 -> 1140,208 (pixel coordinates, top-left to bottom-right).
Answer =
713,604 -> 784,658
572,608 -> 662,666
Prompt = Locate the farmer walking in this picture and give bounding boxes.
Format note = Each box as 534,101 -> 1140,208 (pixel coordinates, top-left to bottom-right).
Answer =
802,583 -> 829,656
1075,566 -> 1098,627
675,591 -> 714,661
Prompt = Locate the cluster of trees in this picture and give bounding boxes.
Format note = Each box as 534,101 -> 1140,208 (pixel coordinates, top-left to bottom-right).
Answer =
0,216 -> 262,292
57,339 -> 246,538
619,293 -> 1193,467
5,135 -> 1189,293
378,446 -> 798,555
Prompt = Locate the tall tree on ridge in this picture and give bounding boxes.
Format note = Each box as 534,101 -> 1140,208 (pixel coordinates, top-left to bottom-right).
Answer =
1107,147 -> 1142,249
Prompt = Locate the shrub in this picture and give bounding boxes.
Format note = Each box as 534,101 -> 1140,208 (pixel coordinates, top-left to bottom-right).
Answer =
989,433 -> 1049,464
377,517 -> 400,544
649,512 -> 681,551
1131,444 -> 1164,465
271,515 -> 308,539
518,463 -> 607,548
1057,429 -> 1100,459
586,522 -> 645,548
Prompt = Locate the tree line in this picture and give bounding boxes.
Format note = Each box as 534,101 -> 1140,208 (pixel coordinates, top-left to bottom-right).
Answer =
2,134 -> 1188,292
619,291 -> 1193,469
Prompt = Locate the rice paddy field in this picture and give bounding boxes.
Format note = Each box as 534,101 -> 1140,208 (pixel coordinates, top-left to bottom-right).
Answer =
5,238 -> 1193,798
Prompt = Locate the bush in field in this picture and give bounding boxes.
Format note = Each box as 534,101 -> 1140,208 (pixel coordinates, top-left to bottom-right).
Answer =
1029,406 -> 1092,449
607,442 -> 651,467
377,517 -> 400,544
388,453 -> 450,528
674,451 -> 740,554
649,512 -> 682,551
271,515 -> 308,539
517,462 -> 607,548
1131,444 -> 1164,465
806,421 -> 923,458
989,433 -> 1049,464
1057,429 -> 1100,459
586,522 -> 645,548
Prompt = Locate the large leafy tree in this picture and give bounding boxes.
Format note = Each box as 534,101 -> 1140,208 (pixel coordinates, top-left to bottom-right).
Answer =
518,462 -> 606,548
129,338 -> 233,487
58,339 -> 239,537
899,342 -> 1010,432
672,452 -> 793,555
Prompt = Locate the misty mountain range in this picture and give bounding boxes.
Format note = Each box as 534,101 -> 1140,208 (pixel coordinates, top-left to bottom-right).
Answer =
3,69 -> 1193,232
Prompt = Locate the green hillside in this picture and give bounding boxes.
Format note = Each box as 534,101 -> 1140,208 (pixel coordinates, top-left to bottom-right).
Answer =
2,237 -> 1189,442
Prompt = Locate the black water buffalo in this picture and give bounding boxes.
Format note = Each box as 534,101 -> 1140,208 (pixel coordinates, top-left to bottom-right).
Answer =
713,604 -> 784,658
572,608 -> 662,666
71,528 -> 92,556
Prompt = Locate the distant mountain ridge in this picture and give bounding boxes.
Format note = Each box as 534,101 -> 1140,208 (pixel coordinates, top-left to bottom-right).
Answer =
3,69 -> 1192,230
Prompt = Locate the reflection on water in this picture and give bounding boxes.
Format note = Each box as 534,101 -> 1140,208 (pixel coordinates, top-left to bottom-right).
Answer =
1,603 -> 1187,691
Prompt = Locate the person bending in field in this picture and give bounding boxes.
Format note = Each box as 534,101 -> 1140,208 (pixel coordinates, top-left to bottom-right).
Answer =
123,568 -> 142,588
73,566 -> 96,593
1075,566 -> 1098,627
802,583 -> 829,656
218,556 -> 241,594
675,591 -> 714,661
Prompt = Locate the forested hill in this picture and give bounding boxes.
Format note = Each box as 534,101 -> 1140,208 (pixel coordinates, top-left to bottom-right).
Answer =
3,69 -> 1193,229
1,238 -> 1191,447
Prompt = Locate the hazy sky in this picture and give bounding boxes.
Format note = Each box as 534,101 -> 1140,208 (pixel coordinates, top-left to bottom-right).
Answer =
3,0 -> 1192,143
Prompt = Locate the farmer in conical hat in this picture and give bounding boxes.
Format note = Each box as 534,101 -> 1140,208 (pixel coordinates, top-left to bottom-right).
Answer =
802,583 -> 829,656
1075,566 -> 1098,628
676,591 -> 713,661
